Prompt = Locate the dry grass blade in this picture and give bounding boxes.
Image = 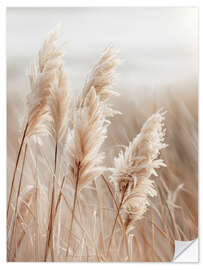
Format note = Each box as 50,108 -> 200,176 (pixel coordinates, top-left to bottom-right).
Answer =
44,143 -> 58,261
101,175 -> 129,260
7,123 -> 28,218
9,143 -> 28,260
66,161 -> 80,257
106,182 -> 129,259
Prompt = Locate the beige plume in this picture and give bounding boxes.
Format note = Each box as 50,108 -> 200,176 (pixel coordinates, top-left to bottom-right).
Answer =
48,65 -> 70,143
26,25 -> 64,139
65,87 -> 110,258
7,26 -> 64,221
67,87 -> 108,190
77,45 -> 120,118
110,110 -> 167,233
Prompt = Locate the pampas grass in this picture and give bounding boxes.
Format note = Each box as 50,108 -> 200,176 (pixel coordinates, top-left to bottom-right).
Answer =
111,110 -> 167,231
79,45 -> 119,103
106,110 -> 167,257
7,26 -> 62,220
65,87 -> 109,257
7,27 -> 198,262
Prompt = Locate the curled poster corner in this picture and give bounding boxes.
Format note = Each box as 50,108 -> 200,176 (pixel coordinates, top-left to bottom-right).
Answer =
173,239 -> 199,262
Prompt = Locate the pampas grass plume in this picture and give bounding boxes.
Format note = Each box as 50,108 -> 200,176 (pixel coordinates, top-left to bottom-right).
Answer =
110,110 -> 167,233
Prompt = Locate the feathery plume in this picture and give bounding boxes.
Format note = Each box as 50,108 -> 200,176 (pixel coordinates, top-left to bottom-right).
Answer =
48,65 -> 70,143
82,45 -> 119,101
110,110 -> 167,233
77,45 -> 120,118
37,27 -> 71,261
8,26 -> 66,261
65,87 -> 109,258
67,87 -> 108,190
7,27 -> 63,217
26,26 -> 64,139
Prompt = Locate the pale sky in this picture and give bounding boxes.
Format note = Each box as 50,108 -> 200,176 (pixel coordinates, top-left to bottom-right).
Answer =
7,7 -> 198,93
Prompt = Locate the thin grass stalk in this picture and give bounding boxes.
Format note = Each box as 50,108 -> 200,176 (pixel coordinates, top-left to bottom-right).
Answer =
34,154 -> 39,261
156,186 -> 172,242
61,191 -> 96,250
7,123 -> 28,218
79,235 -> 85,261
54,176 -> 66,218
12,215 -> 26,259
128,234 -> 134,261
165,202 -> 181,239
140,231 -> 163,262
157,181 -> 181,240
84,204 -> 102,259
16,230 -> 25,255
133,235 -> 141,260
77,198 -> 101,261
151,212 -> 155,260
106,182 -> 129,259
101,175 -> 129,260
9,143 -> 28,260
94,180 -> 105,255
12,199 -> 37,258
44,143 -> 58,261
66,161 -> 81,258
150,221 -> 172,245
49,175 -> 66,258
93,209 -> 97,242
86,240 -> 88,262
